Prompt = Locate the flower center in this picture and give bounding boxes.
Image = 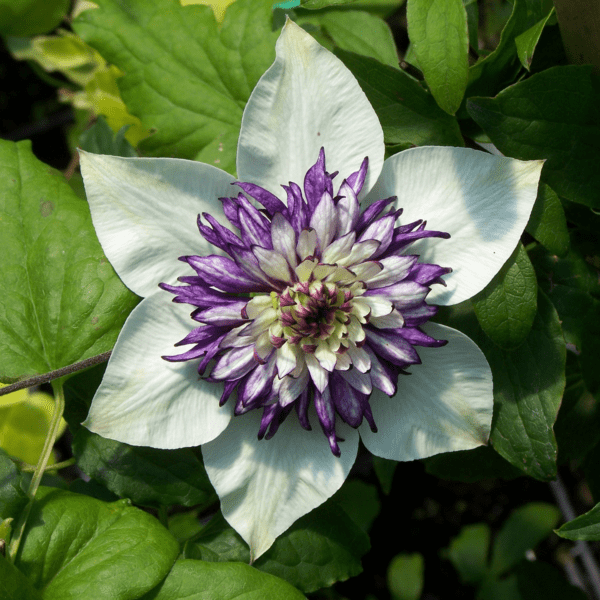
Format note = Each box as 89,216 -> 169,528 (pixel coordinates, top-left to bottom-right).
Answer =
279,281 -> 349,342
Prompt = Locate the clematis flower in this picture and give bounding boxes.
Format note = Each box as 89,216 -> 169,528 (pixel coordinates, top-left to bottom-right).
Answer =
79,20 -> 543,559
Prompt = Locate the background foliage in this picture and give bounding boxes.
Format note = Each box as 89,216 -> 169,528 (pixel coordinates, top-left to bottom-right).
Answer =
1,0 -> 600,598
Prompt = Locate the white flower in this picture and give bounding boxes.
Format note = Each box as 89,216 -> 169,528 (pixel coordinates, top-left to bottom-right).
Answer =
79,20 -> 543,560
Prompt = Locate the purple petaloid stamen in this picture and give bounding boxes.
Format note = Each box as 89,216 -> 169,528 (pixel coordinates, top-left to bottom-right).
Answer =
161,148 -> 450,456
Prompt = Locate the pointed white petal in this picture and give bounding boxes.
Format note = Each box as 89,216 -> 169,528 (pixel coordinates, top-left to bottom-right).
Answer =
276,342 -> 298,378
237,19 -> 384,198
322,232 -> 356,264
79,152 -> 236,297
337,240 -> 380,267
254,247 -> 292,282
336,181 -> 360,236
340,368 -> 372,394
271,213 -> 298,269
314,342 -> 338,372
347,345 -> 371,373
353,295 -> 394,318
305,353 -> 329,392
297,230 -> 318,261
360,322 -> 493,460
277,367 -> 310,407
364,147 -> 543,305
365,255 -> 417,288
202,409 -> 359,560
83,294 -> 232,448
310,192 -> 337,250
369,309 -> 405,329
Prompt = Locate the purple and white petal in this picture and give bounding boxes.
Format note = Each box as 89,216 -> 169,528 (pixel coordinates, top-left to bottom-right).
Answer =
359,323 -> 493,460
79,152 -> 236,297
202,408 -> 359,560
83,294 -> 232,447
237,19 -> 384,200
364,147 -> 543,305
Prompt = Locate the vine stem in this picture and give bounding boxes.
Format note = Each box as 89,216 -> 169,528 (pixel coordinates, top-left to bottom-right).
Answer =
17,458 -> 76,473
7,380 -> 66,563
0,351 -> 111,397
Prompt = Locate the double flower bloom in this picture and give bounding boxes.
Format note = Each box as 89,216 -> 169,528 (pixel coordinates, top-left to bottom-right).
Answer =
80,20 -> 543,559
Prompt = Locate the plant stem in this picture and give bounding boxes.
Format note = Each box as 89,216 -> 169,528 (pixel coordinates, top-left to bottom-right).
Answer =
17,458 -> 76,473
0,351 -> 111,397
7,380 -> 66,563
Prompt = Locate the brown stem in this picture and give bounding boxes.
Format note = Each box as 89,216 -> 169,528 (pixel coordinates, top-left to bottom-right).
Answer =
0,352 -> 111,396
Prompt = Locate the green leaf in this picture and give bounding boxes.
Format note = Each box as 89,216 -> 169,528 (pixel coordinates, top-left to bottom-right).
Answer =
556,502 -> 600,541
530,238 -> 600,396
466,0 -> 554,100
386,553 -> 424,600
463,0 -> 478,52
0,139 -> 138,383
472,244 -> 537,350
442,290 -> 565,481
525,184 -> 569,257
79,116 -> 138,157
489,503 -> 560,576
447,523 -> 490,584
516,561 -> 588,600
74,431 -> 216,508
140,559 -> 306,600
424,446 -> 522,482
489,291 -> 565,480
297,11 -> 398,67
468,66 -> 600,208
0,554 -> 42,600
406,0 -> 468,115
193,130 -> 239,177
0,449 -> 27,521
63,365 -> 216,509
0,0 -> 69,36
168,511 -> 204,545
372,456 -> 396,495
335,49 -> 464,147
73,0 -> 277,165
515,9 -> 555,70
185,502 -> 370,593
15,487 -> 180,600
332,479 -> 380,533
554,355 -> 600,463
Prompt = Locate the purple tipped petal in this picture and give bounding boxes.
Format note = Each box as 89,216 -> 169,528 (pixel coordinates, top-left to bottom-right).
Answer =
356,196 -> 397,231
330,372 -> 367,427
235,182 -> 288,217
402,304 -> 438,327
409,263 -> 452,286
398,327 -> 448,348
304,147 -> 334,211
365,328 -> 421,367
295,388 -> 312,430
211,345 -> 257,381
314,386 -> 340,456
184,255 -> 268,292
159,281 -> 238,308
358,214 -> 395,257
346,156 -> 368,196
